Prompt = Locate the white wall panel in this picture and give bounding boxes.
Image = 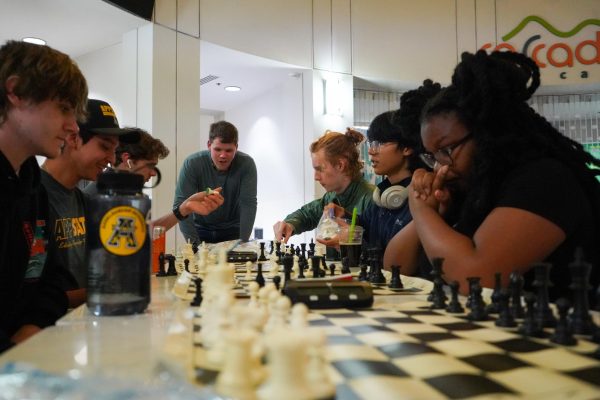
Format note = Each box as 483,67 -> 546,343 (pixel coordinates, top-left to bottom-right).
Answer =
155,0 -> 177,30
313,0 -> 332,70
352,0 -> 456,86
177,0 -> 199,37
200,0 -> 313,68
332,0 -> 351,73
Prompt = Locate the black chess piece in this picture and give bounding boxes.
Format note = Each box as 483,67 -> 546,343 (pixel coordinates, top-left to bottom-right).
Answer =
532,262 -> 557,328
275,241 -> 283,265
156,252 -> 167,277
518,292 -> 545,338
320,256 -> 328,277
166,254 -> 177,276
297,262 -> 305,279
429,258 -> 447,304
495,289 -> 517,328
311,256 -> 322,278
341,257 -> 351,274
509,271 -> 525,319
329,263 -> 336,277
465,277 -> 480,309
272,275 -> 282,291
446,281 -> 464,313
184,258 -> 190,273
258,242 -> 267,261
308,239 -> 316,258
192,242 -> 199,254
358,265 -> 368,281
283,254 -> 293,282
300,243 -> 307,260
269,240 -> 274,255
485,272 -> 502,314
568,248 -> 596,335
467,282 -> 488,321
388,265 -> 403,289
368,248 -> 386,284
255,262 -> 265,287
550,297 -> 577,346
190,278 -> 203,307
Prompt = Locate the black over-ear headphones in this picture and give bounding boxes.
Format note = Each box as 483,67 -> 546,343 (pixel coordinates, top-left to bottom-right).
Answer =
372,178 -> 408,209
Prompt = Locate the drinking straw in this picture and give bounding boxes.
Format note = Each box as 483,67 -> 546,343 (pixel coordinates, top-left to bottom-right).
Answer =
348,207 -> 358,243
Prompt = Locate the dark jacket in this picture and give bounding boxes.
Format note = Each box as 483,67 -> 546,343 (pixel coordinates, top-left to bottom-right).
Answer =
0,153 -> 68,352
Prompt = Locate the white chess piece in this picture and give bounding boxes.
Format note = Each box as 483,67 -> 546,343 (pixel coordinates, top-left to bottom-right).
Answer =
247,281 -> 260,309
257,330 -> 312,400
215,329 -> 257,400
245,261 -> 253,280
265,295 -> 291,333
305,329 -> 335,400
290,302 -> 309,329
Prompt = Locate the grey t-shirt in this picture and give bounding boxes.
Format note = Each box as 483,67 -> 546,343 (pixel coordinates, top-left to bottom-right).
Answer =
41,170 -> 87,289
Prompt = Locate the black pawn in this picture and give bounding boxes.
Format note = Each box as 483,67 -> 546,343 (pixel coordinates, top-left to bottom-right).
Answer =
550,297 -> 577,346
184,258 -> 190,273
467,283 -> 488,321
297,262 -> 305,279
358,265 -> 368,281
329,263 -> 336,277
156,252 -> 167,277
518,293 -> 545,338
495,289 -> 517,328
341,257 -> 351,274
446,281 -> 464,313
486,272 -> 502,314
509,272 -> 525,319
166,254 -> 177,276
272,275 -> 281,291
258,242 -> 267,261
388,265 -> 403,289
532,263 -> 557,328
255,262 -> 265,287
190,278 -> 203,307
429,258 -> 447,304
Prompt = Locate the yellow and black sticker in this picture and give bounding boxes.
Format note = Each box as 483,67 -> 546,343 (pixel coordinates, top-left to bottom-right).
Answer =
99,206 -> 147,256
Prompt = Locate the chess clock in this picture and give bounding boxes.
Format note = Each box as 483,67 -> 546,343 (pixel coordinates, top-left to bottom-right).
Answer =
227,250 -> 258,263
282,280 -> 373,309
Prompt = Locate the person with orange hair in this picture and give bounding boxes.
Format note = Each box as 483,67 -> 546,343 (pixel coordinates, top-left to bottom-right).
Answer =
273,129 -> 374,244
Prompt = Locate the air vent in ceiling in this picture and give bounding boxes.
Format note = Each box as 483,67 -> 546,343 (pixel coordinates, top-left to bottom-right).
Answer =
200,75 -> 219,85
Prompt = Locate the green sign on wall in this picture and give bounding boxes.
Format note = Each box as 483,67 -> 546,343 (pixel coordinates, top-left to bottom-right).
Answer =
583,143 -> 600,182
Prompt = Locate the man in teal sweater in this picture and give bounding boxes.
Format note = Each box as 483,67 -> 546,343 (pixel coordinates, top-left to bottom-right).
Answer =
174,121 -> 257,243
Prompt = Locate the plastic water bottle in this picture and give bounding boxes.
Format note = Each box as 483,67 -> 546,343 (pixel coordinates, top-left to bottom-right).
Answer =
86,170 -> 151,316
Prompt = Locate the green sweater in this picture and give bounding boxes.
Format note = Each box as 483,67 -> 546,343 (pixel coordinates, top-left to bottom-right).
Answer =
174,150 -> 257,242
284,179 -> 374,235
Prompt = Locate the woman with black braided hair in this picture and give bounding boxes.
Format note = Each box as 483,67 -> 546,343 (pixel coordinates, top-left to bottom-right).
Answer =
385,50 -> 600,301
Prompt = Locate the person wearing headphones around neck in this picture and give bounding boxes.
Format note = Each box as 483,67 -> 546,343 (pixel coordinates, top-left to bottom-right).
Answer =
319,80 -> 442,251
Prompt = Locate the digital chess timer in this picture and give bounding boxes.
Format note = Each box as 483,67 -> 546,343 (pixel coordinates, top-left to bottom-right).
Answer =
282,280 -> 373,309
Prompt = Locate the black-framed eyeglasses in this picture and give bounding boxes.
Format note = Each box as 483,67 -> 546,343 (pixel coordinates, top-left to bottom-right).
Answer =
419,133 -> 472,169
367,140 -> 395,153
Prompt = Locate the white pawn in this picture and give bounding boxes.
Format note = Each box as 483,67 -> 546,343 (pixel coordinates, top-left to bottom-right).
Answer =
268,258 -> 279,278
215,329 -> 257,400
265,295 -> 291,333
245,261 -> 253,280
248,281 -> 260,308
290,302 -> 309,329
257,330 -> 312,400
305,329 -> 335,400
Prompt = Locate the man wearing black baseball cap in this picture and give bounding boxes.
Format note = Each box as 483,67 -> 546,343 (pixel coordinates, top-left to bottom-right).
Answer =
41,98 -> 140,307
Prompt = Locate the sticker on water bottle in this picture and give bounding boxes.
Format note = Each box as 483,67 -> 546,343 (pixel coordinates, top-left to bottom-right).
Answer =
99,206 -> 147,256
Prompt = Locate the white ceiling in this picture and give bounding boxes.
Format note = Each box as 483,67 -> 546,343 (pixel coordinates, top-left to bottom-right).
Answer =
0,0 -> 303,113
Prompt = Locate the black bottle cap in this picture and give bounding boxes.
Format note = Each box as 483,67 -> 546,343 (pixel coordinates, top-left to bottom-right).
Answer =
97,170 -> 144,194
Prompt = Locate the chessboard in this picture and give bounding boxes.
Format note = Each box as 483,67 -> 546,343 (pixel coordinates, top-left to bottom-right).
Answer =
189,299 -> 600,399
